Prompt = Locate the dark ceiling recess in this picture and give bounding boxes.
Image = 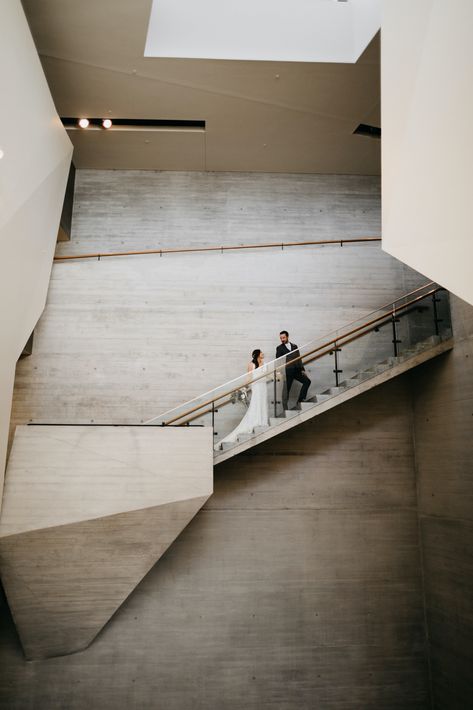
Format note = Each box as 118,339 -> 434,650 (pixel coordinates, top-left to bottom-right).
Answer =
61,118 -> 206,129
353,123 -> 381,139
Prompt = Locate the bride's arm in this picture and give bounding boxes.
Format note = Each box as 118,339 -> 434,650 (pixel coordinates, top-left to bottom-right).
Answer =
245,362 -> 255,385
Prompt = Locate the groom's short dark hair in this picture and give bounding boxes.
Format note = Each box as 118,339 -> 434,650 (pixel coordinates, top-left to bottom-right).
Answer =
280,330 -> 289,337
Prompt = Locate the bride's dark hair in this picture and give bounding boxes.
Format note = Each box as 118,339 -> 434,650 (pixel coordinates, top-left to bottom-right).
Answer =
251,349 -> 262,368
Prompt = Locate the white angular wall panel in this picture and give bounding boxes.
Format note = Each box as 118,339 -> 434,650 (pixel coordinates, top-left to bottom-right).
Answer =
382,0 -> 473,306
0,1 -> 72,491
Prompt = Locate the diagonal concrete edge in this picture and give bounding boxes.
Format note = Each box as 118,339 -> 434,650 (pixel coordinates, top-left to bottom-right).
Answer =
0,426 -> 213,537
0,495 -> 209,660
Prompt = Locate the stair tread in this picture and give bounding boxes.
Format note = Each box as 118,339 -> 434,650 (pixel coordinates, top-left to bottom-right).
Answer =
269,417 -> 287,426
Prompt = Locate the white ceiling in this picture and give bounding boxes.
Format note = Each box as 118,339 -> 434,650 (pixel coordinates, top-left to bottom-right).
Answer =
145,0 -> 381,63
22,0 -> 381,173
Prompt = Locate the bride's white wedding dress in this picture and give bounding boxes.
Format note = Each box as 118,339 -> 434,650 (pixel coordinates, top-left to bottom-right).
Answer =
216,363 -> 269,449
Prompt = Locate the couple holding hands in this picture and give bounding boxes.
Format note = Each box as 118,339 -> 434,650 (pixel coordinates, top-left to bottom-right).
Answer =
216,331 -> 311,448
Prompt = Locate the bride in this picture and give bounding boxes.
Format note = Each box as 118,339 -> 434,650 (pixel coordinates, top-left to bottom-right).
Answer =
215,349 -> 269,449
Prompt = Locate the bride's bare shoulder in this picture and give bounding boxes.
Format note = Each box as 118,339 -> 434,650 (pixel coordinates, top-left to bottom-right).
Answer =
247,362 -> 255,372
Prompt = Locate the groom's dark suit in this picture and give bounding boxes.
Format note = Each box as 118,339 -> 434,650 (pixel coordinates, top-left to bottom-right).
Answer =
275,342 -> 311,406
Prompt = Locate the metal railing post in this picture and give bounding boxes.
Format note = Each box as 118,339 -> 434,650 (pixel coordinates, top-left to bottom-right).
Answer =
391,307 -> 401,357
432,292 -> 442,336
273,374 -> 277,418
332,341 -> 342,387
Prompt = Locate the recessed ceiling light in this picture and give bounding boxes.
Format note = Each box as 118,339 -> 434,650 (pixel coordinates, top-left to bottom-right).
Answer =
78,118 -> 89,128
0,148 -> 4,160
102,119 -> 113,129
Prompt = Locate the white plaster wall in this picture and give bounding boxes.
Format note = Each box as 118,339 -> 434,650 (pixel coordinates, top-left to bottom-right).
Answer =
0,0 -> 73,492
382,0 -> 473,306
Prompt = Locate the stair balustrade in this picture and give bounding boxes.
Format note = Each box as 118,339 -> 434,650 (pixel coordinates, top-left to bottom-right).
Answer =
145,283 -> 453,459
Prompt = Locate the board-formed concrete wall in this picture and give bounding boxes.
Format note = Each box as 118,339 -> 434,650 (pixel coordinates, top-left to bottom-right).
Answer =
411,295 -> 473,709
56,170 -> 384,255
0,170 -> 435,706
10,170 -> 423,440
0,378 -> 430,709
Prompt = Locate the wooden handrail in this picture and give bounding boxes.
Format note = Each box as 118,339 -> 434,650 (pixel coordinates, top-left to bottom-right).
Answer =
157,284 -> 442,426
148,281 -> 434,424
54,237 -> 381,262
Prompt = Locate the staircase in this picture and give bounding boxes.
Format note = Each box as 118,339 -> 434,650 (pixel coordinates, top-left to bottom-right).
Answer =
147,282 -> 454,463
214,333 -> 451,464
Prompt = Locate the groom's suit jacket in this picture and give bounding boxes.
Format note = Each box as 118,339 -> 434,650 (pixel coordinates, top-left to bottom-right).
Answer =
275,342 -> 303,372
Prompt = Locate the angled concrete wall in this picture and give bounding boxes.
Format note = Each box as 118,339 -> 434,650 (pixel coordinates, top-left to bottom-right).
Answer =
0,378 -> 429,708
0,0 -> 72,494
0,425 -> 212,659
411,295 -> 473,708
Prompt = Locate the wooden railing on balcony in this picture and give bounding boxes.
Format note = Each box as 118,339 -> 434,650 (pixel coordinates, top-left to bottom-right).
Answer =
54,237 -> 381,262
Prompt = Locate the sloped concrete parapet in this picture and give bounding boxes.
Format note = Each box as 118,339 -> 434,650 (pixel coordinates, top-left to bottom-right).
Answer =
0,426 -> 213,659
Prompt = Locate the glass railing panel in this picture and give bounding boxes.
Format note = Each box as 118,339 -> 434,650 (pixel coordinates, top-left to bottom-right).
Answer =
303,358 -> 332,401
146,282 -> 447,429
401,293 -> 437,349
434,289 -> 453,338
333,320 -> 398,387
400,288 -> 452,351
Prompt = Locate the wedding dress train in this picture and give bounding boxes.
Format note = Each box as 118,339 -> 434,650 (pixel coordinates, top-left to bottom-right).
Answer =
216,364 -> 269,449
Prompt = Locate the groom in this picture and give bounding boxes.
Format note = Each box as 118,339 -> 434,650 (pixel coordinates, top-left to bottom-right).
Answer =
275,330 -> 311,409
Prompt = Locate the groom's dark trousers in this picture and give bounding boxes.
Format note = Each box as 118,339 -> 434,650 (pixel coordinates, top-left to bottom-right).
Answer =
286,368 -> 311,403
276,342 -> 311,407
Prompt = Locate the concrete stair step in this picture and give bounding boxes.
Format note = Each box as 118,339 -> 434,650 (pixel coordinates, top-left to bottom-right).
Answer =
237,433 -> 253,443
219,441 -> 236,451
314,394 -> 331,403
339,378 -> 361,388
321,386 -> 346,396
352,373 -> 371,382
299,402 -> 316,412
284,410 -> 298,418
397,349 -> 415,361
375,361 -> 392,372
416,334 -> 441,349
397,335 -> 442,360
269,417 -> 287,427
378,357 -> 399,367
254,425 -> 270,435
